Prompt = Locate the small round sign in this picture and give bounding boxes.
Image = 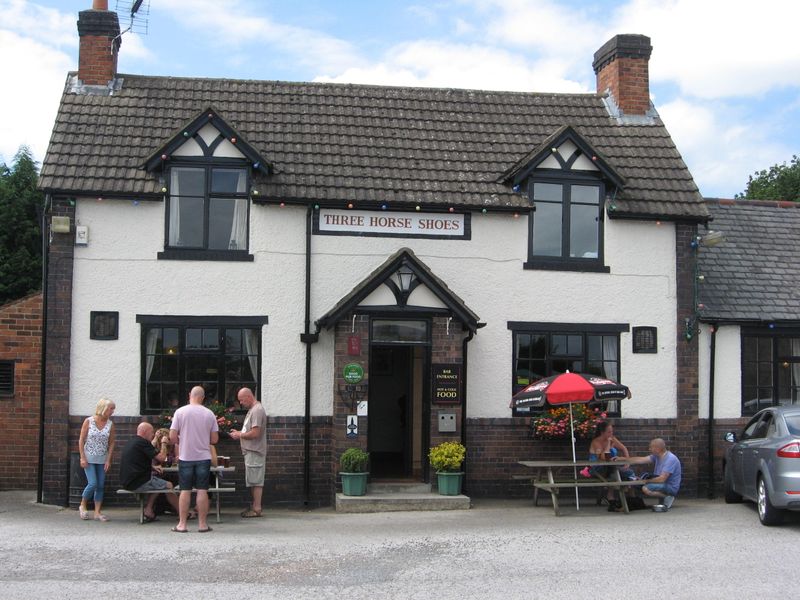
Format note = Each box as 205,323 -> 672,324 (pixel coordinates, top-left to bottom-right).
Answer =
343,363 -> 364,384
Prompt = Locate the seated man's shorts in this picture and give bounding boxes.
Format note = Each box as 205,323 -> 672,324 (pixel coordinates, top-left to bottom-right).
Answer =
178,459 -> 211,491
132,476 -> 170,493
244,451 -> 266,487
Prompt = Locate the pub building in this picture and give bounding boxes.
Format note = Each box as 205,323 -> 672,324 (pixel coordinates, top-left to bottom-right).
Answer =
37,1 -> 723,508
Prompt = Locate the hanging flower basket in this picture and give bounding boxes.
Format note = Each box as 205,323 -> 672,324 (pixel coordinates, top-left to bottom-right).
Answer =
530,404 -> 607,440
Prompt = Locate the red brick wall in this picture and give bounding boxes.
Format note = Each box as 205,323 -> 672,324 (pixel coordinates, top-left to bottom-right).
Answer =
77,9 -> 120,86
0,292 -> 42,490
596,57 -> 651,116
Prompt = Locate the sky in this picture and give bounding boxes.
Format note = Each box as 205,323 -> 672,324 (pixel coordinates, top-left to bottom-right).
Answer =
1,0 -> 799,199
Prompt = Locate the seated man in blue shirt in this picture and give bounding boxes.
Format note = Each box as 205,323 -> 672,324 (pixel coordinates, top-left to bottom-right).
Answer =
615,437 -> 681,510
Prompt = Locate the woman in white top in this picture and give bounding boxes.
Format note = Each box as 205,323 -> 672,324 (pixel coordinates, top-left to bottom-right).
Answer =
78,398 -> 116,521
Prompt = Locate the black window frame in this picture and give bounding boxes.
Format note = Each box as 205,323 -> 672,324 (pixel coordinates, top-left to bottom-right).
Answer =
0,360 -> 14,397
158,157 -> 254,262
508,322 -> 628,417
741,327 -> 800,416
524,172 -> 609,273
137,315 -> 267,414
90,311 -> 119,340
632,326 -> 658,354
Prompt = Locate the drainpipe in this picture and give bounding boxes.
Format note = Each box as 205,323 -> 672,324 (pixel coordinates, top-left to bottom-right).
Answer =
300,205 -> 319,506
461,328 -> 475,492
706,322 -> 717,499
36,194 -> 52,503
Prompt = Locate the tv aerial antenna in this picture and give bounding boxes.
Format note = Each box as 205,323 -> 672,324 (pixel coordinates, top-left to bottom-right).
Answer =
115,0 -> 150,36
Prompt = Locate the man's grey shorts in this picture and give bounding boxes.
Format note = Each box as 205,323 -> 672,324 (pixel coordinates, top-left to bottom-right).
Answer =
132,476 -> 170,493
244,452 -> 266,487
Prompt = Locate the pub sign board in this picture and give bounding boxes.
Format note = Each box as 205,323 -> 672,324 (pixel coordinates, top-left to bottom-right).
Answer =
313,209 -> 471,240
432,364 -> 461,404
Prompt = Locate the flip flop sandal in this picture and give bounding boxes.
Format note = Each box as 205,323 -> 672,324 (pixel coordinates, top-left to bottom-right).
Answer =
198,527 -> 213,533
171,526 -> 188,533
143,514 -> 159,523
240,509 -> 262,518
94,514 -> 109,522
79,508 -> 90,520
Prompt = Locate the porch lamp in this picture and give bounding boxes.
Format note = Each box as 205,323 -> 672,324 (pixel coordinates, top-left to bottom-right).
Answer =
397,265 -> 415,293
685,230 -> 725,341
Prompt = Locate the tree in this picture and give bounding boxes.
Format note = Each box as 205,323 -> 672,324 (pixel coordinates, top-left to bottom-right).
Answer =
737,155 -> 800,201
0,146 -> 42,305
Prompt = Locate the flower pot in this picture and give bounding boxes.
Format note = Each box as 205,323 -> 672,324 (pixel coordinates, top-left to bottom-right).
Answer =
340,472 -> 369,496
437,471 -> 463,496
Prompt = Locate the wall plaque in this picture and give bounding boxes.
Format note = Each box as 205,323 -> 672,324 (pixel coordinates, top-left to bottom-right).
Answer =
432,364 -> 461,404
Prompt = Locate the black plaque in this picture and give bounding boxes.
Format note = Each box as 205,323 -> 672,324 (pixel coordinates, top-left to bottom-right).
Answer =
432,364 -> 461,404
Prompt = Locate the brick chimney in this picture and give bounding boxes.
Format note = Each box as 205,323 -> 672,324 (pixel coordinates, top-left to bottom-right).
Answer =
77,0 -> 121,86
592,34 -> 652,116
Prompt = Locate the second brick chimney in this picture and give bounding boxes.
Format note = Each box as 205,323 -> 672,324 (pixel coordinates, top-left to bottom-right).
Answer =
592,34 -> 652,117
77,0 -> 121,86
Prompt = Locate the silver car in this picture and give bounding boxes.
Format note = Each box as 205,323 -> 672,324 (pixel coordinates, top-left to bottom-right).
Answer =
723,406 -> 800,525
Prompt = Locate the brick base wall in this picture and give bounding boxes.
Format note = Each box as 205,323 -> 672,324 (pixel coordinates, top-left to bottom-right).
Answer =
0,293 -> 42,490
65,415 -> 333,509
466,417 -> 718,499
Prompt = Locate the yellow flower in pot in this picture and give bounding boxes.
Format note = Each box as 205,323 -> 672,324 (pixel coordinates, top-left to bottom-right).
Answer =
429,441 -> 466,496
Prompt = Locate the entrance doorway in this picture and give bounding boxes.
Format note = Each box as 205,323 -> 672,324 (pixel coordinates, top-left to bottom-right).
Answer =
368,345 -> 426,479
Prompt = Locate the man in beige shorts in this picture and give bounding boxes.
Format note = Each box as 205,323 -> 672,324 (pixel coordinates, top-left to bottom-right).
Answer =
230,387 -> 267,517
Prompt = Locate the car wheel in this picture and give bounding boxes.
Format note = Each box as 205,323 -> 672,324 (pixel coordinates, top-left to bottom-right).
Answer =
757,476 -> 784,526
723,464 -> 742,504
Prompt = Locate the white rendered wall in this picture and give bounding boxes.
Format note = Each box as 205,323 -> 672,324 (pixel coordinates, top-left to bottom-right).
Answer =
70,198 -> 680,421
698,324 -> 742,419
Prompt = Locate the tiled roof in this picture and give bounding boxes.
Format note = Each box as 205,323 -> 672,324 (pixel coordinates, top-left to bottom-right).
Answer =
39,73 -> 707,220
698,199 -> 800,322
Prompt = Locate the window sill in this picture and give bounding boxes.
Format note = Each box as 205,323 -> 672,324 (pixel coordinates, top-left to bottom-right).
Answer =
158,249 -> 254,262
523,260 -> 609,273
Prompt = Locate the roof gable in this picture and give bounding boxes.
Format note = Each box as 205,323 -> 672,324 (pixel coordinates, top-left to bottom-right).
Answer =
143,106 -> 271,175
501,125 -> 625,190
316,248 -> 481,332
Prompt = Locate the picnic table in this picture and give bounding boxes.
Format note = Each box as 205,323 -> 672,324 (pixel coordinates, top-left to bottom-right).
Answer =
117,465 -> 236,524
516,459 -> 646,516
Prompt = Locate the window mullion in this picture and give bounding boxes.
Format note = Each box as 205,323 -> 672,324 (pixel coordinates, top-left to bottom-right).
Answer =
203,167 -> 211,249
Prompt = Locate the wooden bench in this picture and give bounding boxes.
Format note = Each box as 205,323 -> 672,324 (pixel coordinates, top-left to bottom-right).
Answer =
532,479 -> 646,516
116,486 -> 235,524
517,459 -> 648,516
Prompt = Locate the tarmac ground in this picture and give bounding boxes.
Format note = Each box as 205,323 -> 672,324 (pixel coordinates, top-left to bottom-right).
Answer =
1,490 -> 798,599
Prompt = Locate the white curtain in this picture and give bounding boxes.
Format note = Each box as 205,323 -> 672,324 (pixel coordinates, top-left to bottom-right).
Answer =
145,328 -> 159,382
603,336 -> 619,412
168,170 -> 181,246
244,328 -> 259,384
228,170 -> 248,249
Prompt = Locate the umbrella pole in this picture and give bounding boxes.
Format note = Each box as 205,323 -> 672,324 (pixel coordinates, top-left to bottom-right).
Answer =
570,404 -> 579,510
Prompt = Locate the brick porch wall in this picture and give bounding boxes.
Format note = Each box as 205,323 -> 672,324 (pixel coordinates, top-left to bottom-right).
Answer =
0,292 -> 42,490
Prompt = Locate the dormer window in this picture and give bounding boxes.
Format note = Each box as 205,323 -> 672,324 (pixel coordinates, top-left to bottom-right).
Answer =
147,109 -> 271,262
529,177 -> 604,264
503,127 -> 622,273
167,164 -> 249,252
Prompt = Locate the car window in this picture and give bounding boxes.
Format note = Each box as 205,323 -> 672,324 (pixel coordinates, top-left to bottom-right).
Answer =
785,415 -> 800,436
741,414 -> 764,440
762,414 -> 776,437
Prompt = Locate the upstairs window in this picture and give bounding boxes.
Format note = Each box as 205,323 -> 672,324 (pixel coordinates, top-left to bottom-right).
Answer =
166,164 -> 250,255
526,178 -> 606,271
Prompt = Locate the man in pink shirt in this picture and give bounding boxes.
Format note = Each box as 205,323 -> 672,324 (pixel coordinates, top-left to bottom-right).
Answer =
169,386 -> 218,532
